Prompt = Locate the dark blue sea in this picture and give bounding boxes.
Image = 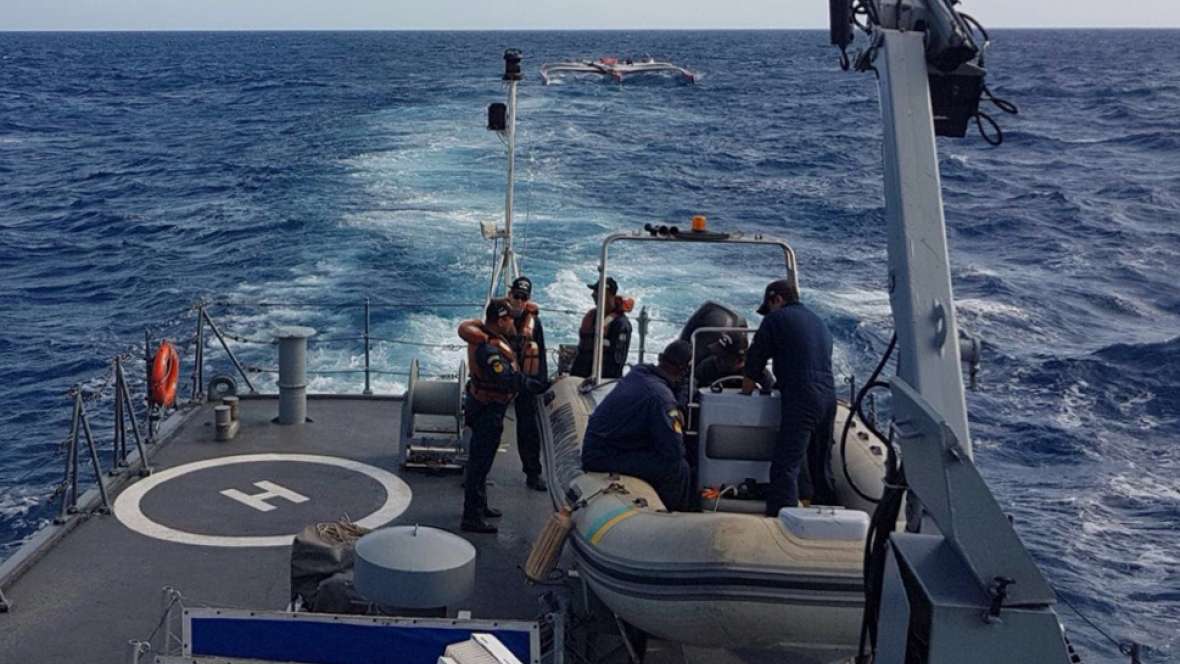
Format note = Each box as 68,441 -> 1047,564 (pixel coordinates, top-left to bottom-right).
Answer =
1,30 -> 1178,661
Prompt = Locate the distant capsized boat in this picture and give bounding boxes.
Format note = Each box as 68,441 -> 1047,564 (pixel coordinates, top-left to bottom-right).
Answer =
540,57 -> 697,85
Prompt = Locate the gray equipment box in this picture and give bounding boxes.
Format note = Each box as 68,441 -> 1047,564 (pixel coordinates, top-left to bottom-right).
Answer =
695,388 -> 780,489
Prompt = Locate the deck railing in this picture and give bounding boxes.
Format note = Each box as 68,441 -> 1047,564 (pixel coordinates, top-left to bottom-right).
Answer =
46,298 -> 670,519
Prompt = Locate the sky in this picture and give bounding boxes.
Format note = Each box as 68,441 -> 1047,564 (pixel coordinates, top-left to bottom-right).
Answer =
4,0 -> 1180,31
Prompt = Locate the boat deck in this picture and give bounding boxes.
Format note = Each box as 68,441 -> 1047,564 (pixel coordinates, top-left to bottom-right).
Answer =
0,396 -> 555,663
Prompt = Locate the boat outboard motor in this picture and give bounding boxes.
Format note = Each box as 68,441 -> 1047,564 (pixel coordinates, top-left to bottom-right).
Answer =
679,301 -> 748,368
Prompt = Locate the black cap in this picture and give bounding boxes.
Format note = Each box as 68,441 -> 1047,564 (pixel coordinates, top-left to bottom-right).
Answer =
510,276 -> 532,298
485,297 -> 513,321
658,340 -> 694,369
757,279 -> 794,316
587,276 -> 619,294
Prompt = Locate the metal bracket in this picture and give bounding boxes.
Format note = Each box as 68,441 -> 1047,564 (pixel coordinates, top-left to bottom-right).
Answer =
889,377 -> 1055,606
931,300 -> 948,350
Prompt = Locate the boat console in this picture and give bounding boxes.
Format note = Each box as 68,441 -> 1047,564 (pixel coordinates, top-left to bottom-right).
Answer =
695,387 -> 780,514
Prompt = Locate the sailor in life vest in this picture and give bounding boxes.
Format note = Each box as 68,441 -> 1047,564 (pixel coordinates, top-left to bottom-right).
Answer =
570,276 -> 633,379
507,276 -> 549,492
457,298 -> 546,534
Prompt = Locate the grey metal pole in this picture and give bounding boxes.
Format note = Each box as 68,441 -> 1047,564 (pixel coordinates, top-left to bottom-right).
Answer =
276,326 -> 316,425
111,357 -> 125,472
56,391 -> 82,523
118,362 -> 150,476
503,77 -> 519,285
78,400 -> 112,512
192,303 -> 205,402
144,330 -> 154,443
363,298 -> 372,396
202,308 -> 257,393
637,306 -> 649,364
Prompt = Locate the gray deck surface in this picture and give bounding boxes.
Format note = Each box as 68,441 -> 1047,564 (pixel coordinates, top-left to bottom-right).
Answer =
0,396 -> 554,664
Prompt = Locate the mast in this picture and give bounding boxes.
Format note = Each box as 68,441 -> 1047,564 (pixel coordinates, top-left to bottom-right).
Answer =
485,49 -> 523,304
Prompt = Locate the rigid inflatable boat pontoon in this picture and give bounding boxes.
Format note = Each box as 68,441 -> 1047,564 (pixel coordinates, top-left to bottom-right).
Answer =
535,228 -> 891,661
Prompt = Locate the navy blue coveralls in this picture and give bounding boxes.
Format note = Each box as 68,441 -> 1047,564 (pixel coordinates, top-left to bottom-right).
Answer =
581,364 -> 693,512
744,302 -> 837,514
464,340 -> 536,521
512,312 -> 547,479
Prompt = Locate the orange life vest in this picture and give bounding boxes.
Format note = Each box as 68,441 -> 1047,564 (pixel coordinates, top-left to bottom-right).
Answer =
517,302 -> 542,377
460,320 -> 519,404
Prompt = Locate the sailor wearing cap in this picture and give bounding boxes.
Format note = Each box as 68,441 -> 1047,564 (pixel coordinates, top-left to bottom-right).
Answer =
580,340 -> 695,512
741,279 -> 838,515
694,331 -> 774,391
570,276 -> 633,379
458,297 -> 545,534
507,276 -> 549,492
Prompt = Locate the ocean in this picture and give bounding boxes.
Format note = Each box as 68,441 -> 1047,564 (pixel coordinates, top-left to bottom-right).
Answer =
0,29 -> 1177,661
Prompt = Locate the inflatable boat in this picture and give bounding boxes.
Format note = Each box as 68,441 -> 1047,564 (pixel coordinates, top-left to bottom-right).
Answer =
536,303 -> 889,661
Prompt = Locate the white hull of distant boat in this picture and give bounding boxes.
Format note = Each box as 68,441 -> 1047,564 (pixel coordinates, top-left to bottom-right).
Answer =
538,376 -> 887,660
540,58 -> 697,84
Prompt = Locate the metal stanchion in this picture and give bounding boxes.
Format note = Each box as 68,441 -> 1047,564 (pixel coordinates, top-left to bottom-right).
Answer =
637,306 -> 650,364
116,358 -> 151,476
363,298 -> 373,395
56,392 -> 82,524
56,389 -> 112,520
191,303 -> 206,402
111,358 -> 126,474
144,330 -> 155,443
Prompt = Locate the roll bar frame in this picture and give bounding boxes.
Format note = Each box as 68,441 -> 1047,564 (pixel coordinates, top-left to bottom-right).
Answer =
591,230 -> 798,384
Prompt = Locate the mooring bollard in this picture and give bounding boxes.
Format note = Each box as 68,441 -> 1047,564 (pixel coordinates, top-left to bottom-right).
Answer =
222,395 -> 240,422
275,326 -> 316,425
214,404 -> 239,442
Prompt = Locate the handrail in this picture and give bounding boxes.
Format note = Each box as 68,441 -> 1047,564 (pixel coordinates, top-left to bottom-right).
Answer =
592,229 -> 797,384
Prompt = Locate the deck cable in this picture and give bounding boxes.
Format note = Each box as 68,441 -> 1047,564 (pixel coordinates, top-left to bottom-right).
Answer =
1057,591 -> 1142,661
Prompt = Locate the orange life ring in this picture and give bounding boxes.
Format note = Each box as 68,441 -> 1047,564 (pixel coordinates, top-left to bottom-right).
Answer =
150,340 -> 180,407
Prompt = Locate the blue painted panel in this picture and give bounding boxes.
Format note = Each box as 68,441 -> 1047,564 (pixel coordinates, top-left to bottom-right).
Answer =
190,617 -> 532,664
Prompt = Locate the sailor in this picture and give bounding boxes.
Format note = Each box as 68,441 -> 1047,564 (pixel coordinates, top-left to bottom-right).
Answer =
507,276 -> 549,492
741,279 -> 838,515
581,340 -> 695,512
459,298 -> 544,534
570,276 -> 632,379
694,331 -> 774,390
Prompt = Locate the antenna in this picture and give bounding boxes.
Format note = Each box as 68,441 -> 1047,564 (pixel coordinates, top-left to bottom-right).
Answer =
485,49 -> 523,304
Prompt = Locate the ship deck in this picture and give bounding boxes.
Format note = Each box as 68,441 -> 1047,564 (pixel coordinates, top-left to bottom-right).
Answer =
0,395 -> 556,663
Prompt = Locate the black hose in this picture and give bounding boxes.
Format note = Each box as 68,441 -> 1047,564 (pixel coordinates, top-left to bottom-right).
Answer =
840,334 -> 897,504
856,430 -> 906,662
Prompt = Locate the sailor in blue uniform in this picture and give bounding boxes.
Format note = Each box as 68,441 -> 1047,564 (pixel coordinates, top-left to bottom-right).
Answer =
742,279 -> 838,515
459,298 -> 546,534
581,340 -> 695,512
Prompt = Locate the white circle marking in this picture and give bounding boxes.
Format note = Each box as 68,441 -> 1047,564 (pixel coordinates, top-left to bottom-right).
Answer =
113,453 -> 412,547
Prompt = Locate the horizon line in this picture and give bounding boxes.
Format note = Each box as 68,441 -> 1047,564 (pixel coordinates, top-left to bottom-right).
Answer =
3,26 -> 1178,32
